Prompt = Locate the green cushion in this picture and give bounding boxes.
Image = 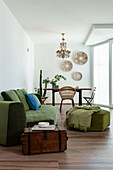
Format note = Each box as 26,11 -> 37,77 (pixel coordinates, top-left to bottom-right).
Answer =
1,90 -> 20,101
15,89 -> 29,111
21,89 -> 28,94
26,105 -> 57,125
88,109 -> 110,131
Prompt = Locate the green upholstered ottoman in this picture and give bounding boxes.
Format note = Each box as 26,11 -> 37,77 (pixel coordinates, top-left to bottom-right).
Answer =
88,109 -> 110,131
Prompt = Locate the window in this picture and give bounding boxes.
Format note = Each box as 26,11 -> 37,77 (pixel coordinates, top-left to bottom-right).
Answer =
93,43 -> 109,105
112,43 -> 113,105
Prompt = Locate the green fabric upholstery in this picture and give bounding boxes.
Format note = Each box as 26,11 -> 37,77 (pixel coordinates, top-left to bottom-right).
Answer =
88,109 -> 110,131
65,105 -> 101,131
15,89 -> 29,111
21,89 -> 28,94
1,90 -> 20,101
26,105 -> 57,125
66,108 -> 110,131
0,89 -> 58,146
0,101 -> 26,146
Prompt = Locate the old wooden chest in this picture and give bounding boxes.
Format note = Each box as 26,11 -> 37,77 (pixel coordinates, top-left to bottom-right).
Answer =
22,127 -> 68,155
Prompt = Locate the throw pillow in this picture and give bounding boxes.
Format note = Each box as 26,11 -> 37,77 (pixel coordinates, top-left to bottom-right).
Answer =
1,90 -> 20,101
30,94 -> 41,108
25,94 -> 39,110
21,89 -> 28,94
15,89 -> 30,111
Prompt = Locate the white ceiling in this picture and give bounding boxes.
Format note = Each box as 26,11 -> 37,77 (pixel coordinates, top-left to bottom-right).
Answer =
85,24 -> 113,45
3,0 -> 113,45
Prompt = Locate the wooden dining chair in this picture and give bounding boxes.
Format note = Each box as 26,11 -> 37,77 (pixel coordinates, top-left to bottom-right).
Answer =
59,86 -> 76,112
83,87 -> 96,106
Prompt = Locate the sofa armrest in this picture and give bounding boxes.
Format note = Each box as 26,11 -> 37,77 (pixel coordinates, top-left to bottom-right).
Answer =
0,101 -> 26,146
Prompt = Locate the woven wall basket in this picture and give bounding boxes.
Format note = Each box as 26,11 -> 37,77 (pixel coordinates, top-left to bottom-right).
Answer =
72,72 -> 82,81
74,51 -> 88,65
61,60 -> 73,72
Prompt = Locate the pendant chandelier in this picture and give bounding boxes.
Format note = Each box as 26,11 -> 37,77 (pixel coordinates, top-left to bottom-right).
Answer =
56,33 -> 71,58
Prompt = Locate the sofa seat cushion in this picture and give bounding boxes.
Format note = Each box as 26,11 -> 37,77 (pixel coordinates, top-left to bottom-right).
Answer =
15,89 -> 30,111
26,105 -> 57,125
1,90 -> 20,101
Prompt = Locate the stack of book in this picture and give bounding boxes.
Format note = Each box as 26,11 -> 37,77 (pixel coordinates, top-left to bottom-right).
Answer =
32,124 -> 56,131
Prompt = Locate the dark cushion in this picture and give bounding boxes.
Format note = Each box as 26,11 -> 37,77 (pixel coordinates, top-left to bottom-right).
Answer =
1,90 -> 20,101
33,93 -> 42,104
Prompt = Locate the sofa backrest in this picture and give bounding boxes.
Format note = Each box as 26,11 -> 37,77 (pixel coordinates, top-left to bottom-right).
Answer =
1,89 -> 30,111
1,90 -> 20,101
15,89 -> 30,111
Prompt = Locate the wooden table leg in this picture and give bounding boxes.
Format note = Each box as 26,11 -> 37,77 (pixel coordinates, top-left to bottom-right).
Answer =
52,90 -> 55,106
79,90 -> 82,106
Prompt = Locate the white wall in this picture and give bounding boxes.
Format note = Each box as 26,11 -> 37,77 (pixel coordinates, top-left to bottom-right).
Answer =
0,0 -> 91,104
0,0 -> 35,99
34,43 -> 91,104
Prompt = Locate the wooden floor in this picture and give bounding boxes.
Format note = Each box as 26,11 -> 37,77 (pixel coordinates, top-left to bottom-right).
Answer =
0,105 -> 113,170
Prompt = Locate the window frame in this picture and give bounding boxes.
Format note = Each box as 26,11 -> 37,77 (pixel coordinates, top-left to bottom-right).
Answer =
92,39 -> 113,108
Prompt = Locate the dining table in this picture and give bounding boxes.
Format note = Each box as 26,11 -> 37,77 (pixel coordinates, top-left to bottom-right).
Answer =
43,88 -> 92,106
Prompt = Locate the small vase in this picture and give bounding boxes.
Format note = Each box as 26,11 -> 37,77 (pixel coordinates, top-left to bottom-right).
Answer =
52,83 -> 56,89
55,85 -> 59,89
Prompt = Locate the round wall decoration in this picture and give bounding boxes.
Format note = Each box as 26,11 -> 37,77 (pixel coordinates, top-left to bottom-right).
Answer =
61,60 -> 73,72
74,51 -> 88,65
72,72 -> 82,81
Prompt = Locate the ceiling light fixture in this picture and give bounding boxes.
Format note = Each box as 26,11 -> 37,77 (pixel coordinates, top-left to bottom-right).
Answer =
56,33 -> 71,58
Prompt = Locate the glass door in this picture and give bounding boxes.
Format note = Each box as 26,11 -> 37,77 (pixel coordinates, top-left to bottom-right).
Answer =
93,43 -> 109,105
112,43 -> 113,105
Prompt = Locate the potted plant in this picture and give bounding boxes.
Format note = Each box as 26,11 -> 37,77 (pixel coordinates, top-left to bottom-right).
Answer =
43,74 -> 66,90
50,74 -> 66,88
42,77 -> 50,97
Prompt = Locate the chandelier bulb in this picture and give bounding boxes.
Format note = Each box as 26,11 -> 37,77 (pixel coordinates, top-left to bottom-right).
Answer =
61,33 -> 65,41
61,33 -> 65,36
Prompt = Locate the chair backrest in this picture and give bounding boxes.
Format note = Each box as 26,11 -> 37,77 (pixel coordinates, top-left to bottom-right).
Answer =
91,87 -> 96,100
59,86 -> 76,100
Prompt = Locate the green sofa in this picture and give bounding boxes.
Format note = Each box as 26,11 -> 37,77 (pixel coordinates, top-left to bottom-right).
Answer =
0,89 -> 57,146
